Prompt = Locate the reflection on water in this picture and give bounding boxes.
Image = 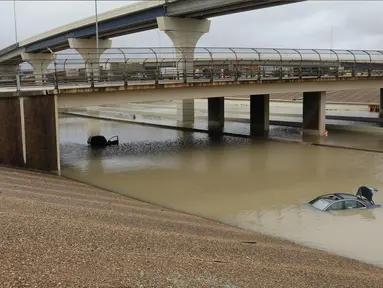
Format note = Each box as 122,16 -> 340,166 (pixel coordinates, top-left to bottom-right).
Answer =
60,116 -> 383,268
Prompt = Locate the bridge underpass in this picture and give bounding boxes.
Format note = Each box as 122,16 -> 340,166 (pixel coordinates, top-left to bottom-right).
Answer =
1,47 -> 383,172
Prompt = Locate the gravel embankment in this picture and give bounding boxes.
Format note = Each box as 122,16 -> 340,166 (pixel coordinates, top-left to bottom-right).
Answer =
1,166 -> 382,287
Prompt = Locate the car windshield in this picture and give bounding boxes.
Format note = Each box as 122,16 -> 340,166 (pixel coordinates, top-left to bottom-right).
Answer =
311,199 -> 331,211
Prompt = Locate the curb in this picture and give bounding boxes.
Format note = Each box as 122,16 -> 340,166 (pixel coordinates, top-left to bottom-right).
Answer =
62,112 -> 383,153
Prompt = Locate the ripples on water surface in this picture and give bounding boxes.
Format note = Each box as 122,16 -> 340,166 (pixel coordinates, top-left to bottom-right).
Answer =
60,116 -> 383,268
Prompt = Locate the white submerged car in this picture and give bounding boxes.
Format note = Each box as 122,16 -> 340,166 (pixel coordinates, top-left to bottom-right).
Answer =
309,186 -> 380,212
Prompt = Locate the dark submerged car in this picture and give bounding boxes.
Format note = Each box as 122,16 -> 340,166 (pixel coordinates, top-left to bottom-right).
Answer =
87,135 -> 119,148
309,186 -> 381,212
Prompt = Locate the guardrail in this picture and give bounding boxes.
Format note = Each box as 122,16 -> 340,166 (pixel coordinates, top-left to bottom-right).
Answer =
1,47 -> 383,90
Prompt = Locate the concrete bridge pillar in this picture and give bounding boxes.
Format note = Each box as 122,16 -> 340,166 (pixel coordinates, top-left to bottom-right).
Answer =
68,38 -> 112,82
250,94 -> 270,137
0,95 -> 60,173
21,53 -> 55,84
0,97 -> 25,167
157,16 -> 211,123
302,91 -> 326,136
176,99 -> 195,122
208,97 -> 225,131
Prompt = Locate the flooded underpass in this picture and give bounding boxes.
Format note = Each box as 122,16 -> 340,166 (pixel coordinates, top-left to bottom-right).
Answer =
60,115 -> 383,268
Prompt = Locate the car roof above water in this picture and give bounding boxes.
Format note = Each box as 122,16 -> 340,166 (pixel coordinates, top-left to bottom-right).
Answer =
320,193 -> 356,200
311,193 -> 359,205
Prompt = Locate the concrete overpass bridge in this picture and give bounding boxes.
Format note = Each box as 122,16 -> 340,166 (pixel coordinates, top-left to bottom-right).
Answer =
1,47 -> 383,174
0,0 -> 303,67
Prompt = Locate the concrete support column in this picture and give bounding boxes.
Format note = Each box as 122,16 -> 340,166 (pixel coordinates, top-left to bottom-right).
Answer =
23,95 -> 60,172
68,38 -> 112,81
208,97 -> 224,131
157,16 -> 211,123
176,99 -> 194,122
250,94 -> 269,137
302,91 -> 326,136
0,95 -> 60,172
21,53 -> 55,84
157,16 -> 210,79
0,97 -> 25,167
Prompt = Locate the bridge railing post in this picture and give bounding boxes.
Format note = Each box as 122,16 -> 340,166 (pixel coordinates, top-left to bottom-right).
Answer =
229,48 -> 239,81
90,61 -> 95,88
155,61 -> 159,85
312,49 -> 322,79
292,49 -> 303,80
63,59 -> 68,85
329,49 -> 340,78
279,64 -> 283,80
204,48 -> 214,83
183,57 -> 187,84
360,50 -> 372,77
272,49 -> 283,80
123,70 -> 127,87
149,48 -> 159,85
53,60 -> 59,90
347,50 -> 356,77
250,48 -> 261,81
123,59 -> 129,87
16,74 -> 21,91
297,67 -> 302,79
104,58 -> 110,83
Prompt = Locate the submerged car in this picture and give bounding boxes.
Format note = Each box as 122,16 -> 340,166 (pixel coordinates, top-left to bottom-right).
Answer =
87,135 -> 119,148
309,186 -> 381,211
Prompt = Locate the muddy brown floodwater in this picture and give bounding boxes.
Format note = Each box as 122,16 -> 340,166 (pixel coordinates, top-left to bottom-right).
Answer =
60,116 -> 383,268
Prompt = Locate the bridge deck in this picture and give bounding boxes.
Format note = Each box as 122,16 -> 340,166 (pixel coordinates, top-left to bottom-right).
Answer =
1,75 -> 383,110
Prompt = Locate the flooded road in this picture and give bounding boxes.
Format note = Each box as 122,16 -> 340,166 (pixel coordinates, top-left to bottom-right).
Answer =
60,115 -> 383,268
84,99 -> 381,127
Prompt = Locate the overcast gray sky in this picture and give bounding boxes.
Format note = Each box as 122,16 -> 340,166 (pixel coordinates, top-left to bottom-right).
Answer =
0,0 -> 382,50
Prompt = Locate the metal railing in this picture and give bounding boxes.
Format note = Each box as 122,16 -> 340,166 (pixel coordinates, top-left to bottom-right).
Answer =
1,47 -> 383,91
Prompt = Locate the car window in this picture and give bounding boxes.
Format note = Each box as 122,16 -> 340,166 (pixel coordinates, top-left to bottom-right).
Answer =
327,201 -> 344,211
311,199 -> 330,211
345,200 -> 358,209
356,201 -> 366,208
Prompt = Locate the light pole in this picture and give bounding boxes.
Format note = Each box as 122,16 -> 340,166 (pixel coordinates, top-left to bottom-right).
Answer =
94,0 -> 99,79
95,0 -> 99,56
13,0 -> 18,42
95,0 -> 99,50
155,30 -> 161,58
329,24 -> 333,59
